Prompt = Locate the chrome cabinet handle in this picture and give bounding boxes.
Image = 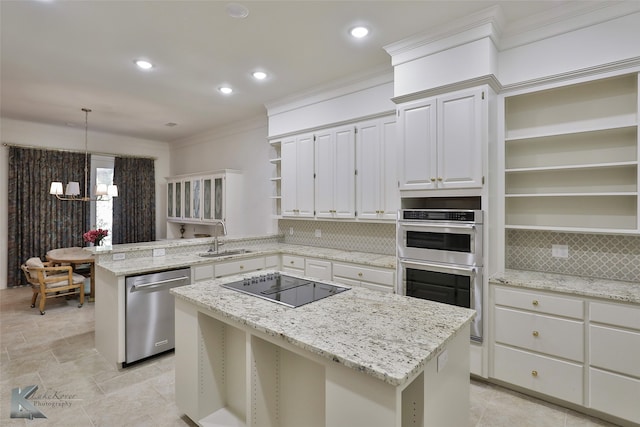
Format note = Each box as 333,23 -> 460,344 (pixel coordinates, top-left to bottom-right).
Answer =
532,331 -> 539,337
531,370 -> 538,377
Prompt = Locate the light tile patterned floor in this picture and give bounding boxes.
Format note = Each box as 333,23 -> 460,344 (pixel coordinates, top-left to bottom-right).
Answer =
0,286 -> 619,426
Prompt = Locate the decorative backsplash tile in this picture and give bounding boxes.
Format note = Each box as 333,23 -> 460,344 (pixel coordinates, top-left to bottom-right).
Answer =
279,220 -> 396,255
506,230 -> 640,283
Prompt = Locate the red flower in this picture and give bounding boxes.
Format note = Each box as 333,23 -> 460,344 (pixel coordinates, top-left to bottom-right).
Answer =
83,228 -> 109,243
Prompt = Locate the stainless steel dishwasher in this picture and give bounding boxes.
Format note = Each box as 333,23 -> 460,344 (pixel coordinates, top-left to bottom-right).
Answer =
124,267 -> 191,366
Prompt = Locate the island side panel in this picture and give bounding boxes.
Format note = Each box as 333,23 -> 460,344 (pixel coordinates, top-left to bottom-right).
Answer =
423,324 -> 471,427
94,267 -> 125,368
325,362 -> 399,427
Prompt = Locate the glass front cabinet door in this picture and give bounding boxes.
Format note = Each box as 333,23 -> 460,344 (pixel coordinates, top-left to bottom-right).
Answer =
202,175 -> 225,222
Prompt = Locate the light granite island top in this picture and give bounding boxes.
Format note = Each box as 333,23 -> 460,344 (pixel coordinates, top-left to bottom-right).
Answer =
171,271 -> 475,427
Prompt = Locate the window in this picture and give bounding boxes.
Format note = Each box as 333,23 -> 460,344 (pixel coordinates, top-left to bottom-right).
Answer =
91,156 -> 115,246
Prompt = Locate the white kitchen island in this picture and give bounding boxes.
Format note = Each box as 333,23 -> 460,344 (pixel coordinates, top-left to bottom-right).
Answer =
171,271 -> 475,427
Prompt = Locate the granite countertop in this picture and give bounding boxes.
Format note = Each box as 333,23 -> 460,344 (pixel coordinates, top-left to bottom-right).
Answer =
171,271 -> 475,387
96,242 -> 396,276
491,269 -> 640,305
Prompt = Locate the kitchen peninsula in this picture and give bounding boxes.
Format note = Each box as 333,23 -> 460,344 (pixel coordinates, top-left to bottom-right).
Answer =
171,272 -> 475,427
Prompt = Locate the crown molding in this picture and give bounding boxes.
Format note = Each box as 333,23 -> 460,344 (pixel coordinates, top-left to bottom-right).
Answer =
383,5 -> 504,67
391,75 -> 502,105
500,57 -> 640,95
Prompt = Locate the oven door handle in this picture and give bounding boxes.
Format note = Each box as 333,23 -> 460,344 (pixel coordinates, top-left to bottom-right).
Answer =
399,222 -> 476,230
400,260 -> 477,276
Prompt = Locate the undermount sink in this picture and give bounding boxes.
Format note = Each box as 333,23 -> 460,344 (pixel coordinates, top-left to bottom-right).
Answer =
198,249 -> 251,258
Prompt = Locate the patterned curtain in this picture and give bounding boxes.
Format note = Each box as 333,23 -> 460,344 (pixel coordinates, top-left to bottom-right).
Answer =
7,147 -> 90,287
112,157 -> 156,244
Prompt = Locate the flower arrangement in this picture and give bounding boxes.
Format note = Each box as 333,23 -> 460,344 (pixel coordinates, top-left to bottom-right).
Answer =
83,228 -> 109,246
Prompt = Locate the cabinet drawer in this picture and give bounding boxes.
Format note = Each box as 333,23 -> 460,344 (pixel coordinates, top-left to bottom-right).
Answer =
265,255 -> 279,269
494,307 -> 584,362
590,368 -> 640,424
590,324 -> 640,377
494,287 -> 583,319
493,344 -> 583,405
305,258 -> 332,281
590,301 -> 640,330
193,264 -> 214,282
332,263 -> 394,286
215,257 -> 265,278
282,255 -> 305,270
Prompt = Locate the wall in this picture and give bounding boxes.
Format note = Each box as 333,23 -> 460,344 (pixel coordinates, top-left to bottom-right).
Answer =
267,72 -> 395,137
0,117 -> 171,289
169,115 -> 274,238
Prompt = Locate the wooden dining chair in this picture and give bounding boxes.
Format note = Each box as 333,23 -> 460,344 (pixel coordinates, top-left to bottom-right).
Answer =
20,257 -> 85,315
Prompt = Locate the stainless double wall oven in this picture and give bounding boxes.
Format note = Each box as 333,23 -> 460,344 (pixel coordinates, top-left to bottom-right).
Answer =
397,209 -> 483,342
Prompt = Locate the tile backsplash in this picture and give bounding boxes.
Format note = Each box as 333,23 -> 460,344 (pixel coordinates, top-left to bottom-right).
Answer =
279,220 -> 396,255
506,230 -> 640,282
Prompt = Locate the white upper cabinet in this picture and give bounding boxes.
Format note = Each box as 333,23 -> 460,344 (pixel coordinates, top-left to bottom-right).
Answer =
282,133 -> 315,217
166,170 -> 242,233
398,87 -> 485,191
356,115 -> 399,220
315,125 -> 356,219
504,73 -> 639,233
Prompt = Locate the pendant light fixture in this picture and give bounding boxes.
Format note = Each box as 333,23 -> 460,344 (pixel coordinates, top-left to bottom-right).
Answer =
49,108 -> 118,201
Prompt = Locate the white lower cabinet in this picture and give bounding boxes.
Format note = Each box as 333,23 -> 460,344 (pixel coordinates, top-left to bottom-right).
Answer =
304,258 -> 332,281
281,254 -> 305,275
493,344 -> 583,405
192,263 -> 215,282
215,256 -> 266,278
588,301 -> 640,424
491,284 -> 640,425
491,286 -> 585,405
332,262 -> 395,293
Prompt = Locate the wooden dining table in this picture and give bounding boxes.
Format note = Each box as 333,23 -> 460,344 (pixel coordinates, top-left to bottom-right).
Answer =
46,247 -> 96,302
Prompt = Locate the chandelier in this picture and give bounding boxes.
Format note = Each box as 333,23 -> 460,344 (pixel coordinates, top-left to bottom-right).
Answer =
49,108 -> 118,201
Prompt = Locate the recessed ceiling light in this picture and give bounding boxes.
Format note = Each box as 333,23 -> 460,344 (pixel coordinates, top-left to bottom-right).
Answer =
226,2 -> 249,19
252,71 -> 267,80
219,86 -> 233,95
135,59 -> 154,70
350,26 -> 369,38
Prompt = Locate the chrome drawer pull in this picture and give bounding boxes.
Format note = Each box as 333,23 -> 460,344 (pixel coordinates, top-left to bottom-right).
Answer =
531,370 -> 538,377
532,331 -> 539,337
532,300 -> 539,306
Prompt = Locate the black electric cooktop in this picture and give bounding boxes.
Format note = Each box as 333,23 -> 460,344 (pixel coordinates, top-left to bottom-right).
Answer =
221,272 -> 349,308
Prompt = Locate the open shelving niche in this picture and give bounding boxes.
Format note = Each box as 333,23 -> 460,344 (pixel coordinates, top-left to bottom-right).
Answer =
191,311 -> 442,427
504,73 -> 639,234
269,139 -> 282,218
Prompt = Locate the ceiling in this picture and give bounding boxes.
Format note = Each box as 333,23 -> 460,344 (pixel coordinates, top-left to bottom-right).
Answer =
0,1 -> 611,142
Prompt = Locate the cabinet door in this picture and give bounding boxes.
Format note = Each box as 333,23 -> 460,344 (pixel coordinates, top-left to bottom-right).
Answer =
356,119 -> 382,219
305,258 -> 332,281
437,88 -> 483,189
314,130 -> 334,217
357,116 -> 398,220
175,181 -> 183,219
398,98 -> 437,190
167,181 -> 175,218
282,134 -> 315,218
183,177 -> 202,220
202,176 -> 214,221
213,175 -> 224,221
315,126 -> 355,219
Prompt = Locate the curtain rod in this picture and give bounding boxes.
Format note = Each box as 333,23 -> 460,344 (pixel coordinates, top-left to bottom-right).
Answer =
2,142 -> 157,160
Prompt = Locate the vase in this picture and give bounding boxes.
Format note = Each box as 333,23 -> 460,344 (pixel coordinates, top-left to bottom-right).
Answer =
94,239 -> 103,246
